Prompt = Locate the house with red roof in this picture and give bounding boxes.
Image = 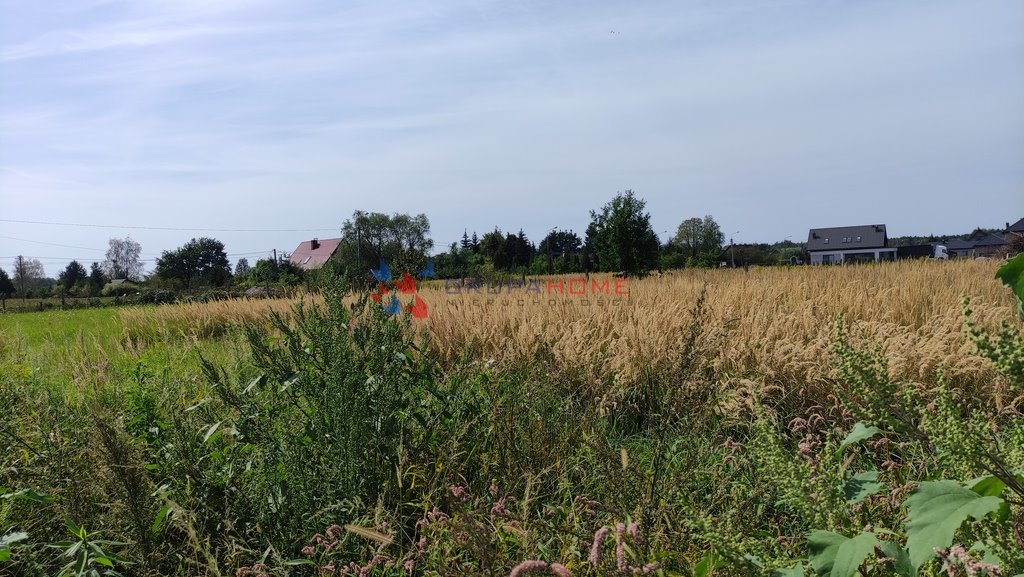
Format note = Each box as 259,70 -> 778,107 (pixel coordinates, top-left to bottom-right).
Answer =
288,237 -> 343,270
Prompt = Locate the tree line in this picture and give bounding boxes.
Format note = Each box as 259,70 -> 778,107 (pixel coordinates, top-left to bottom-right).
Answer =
1,189 -> 800,305
322,190 -> 735,281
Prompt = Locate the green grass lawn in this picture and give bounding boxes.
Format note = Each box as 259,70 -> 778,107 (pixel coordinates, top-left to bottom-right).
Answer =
0,305 -> 249,399
0,307 -> 122,349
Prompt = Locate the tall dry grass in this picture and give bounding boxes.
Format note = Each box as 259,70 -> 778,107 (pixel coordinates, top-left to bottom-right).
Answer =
417,260 -> 1018,403
117,261 -> 1019,404
118,296 -> 322,346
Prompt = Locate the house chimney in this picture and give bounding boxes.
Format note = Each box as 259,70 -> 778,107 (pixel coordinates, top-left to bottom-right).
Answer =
1007,222 -> 1011,231
311,238 -> 320,250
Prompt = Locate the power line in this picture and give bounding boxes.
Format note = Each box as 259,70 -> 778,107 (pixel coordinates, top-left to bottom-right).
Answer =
1,251 -> 276,264
0,255 -> 155,261
0,235 -> 107,252
0,218 -> 338,233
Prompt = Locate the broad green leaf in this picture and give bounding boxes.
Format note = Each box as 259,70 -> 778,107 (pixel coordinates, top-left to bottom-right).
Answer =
64,518 -> 81,536
904,480 -> 1004,569
844,470 -> 885,504
838,422 -> 882,453
995,253 -> 1024,318
152,503 -> 172,535
742,553 -> 764,568
694,549 -> 723,576
807,530 -> 877,577
967,476 -> 1012,520
772,563 -> 805,576
877,541 -> 915,577
0,548 -> 10,562
967,476 -> 1005,497
94,556 -> 114,567
809,534 -> 847,577
970,540 -> 1002,567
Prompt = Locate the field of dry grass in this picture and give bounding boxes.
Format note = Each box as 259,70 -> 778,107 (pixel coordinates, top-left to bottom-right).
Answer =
419,260 -> 1017,402
117,260 -> 1018,405
118,296 -> 312,345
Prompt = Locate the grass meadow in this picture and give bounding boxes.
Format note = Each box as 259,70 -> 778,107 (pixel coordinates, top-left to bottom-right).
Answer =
1,259 -> 1022,576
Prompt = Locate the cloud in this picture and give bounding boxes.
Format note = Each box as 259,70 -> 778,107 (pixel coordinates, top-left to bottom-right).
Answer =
1,0 -> 1022,274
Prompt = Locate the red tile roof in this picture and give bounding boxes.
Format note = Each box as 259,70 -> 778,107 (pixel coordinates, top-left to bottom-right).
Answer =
289,237 -> 343,270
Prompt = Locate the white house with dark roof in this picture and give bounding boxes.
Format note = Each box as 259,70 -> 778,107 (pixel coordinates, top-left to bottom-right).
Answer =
806,224 -> 896,265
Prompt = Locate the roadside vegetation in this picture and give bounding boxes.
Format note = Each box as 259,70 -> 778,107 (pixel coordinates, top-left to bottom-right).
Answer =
1,257 -> 1022,576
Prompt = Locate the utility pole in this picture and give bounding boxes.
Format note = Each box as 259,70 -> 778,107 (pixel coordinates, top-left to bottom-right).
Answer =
546,228 -> 555,275
730,231 -> 739,268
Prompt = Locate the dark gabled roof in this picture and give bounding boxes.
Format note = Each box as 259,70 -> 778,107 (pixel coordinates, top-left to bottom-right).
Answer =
972,233 -> 1006,247
943,239 -> 975,250
806,224 -> 887,252
1008,217 -> 1024,233
289,237 -> 343,270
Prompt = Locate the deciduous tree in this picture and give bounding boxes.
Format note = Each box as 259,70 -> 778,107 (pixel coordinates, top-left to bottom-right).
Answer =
104,236 -> 144,280
336,211 -> 434,274
673,215 -> 724,263
251,258 -> 303,286
155,237 -> 232,290
12,256 -> 44,297
585,190 -> 659,277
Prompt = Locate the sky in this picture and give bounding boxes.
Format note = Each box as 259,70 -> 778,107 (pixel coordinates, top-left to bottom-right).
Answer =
1,0 -> 1023,277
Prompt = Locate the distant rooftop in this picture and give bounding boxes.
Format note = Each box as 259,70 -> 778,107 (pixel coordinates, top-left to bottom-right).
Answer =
288,237 -> 343,270
807,224 -> 887,252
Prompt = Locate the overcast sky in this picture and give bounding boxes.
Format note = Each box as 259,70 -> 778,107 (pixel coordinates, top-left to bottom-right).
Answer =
1,0 -> 1022,276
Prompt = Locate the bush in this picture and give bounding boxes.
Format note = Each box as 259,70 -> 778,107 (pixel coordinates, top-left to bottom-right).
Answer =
138,289 -> 176,305
158,283 -> 437,555
101,283 -> 137,297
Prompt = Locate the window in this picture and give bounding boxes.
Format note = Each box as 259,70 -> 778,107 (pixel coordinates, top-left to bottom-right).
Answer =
302,256 -> 312,265
824,238 -> 829,244
855,236 -> 862,242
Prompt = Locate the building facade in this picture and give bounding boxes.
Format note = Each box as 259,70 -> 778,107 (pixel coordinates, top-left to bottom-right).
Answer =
806,224 -> 896,265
